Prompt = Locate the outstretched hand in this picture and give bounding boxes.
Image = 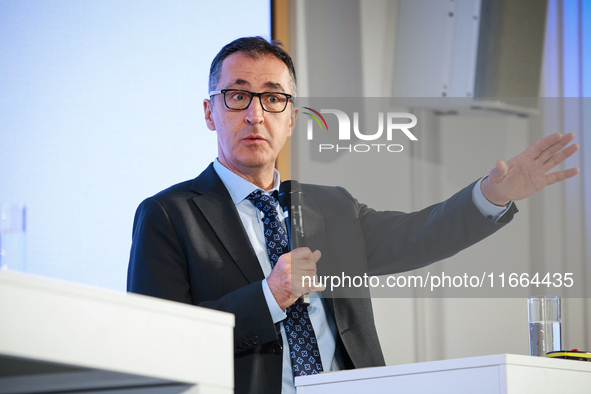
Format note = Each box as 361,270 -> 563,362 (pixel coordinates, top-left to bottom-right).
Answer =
480,133 -> 580,206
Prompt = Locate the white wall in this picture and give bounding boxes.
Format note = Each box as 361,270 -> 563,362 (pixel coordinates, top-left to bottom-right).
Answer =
0,0 -> 270,290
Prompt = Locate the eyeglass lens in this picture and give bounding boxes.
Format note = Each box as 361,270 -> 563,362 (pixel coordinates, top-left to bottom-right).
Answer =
224,90 -> 288,112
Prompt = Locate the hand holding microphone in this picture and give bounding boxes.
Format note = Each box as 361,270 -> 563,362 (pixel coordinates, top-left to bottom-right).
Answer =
267,248 -> 322,309
277,180 -> 323,307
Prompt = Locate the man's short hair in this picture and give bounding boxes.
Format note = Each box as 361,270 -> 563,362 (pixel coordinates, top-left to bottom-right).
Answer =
208,36 -> 297,97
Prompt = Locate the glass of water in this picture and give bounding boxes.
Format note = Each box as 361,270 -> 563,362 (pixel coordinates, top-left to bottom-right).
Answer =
528,296 -> 561,357
0,203 -> 27,272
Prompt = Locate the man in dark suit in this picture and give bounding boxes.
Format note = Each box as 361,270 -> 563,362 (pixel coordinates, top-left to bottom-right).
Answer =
127,37 -> 579,394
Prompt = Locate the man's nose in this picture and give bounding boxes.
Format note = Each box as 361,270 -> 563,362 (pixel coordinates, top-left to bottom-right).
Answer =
244,96 -> 264,124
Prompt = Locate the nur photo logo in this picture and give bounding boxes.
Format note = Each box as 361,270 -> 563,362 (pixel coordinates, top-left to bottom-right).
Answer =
302,107 -> 418,153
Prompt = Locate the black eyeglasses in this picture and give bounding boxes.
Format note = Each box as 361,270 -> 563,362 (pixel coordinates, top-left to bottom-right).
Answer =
209,89 -> 293,113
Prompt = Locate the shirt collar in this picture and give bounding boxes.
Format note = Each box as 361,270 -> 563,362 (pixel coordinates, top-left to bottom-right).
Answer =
213,158 -> 281,205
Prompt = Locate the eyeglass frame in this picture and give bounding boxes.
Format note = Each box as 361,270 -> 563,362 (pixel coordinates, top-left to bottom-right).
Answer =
209,89 -> 294,113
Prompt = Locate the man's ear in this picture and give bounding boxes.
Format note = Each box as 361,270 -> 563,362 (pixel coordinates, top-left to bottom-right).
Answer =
289,106 -> 299,137
203,99 -> 216,131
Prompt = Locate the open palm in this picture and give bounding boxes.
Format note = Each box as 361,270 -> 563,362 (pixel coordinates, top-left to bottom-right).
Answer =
481,133 -> 580,205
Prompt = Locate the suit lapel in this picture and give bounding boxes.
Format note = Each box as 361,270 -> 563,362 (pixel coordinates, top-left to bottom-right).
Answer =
191,164 -> 265,284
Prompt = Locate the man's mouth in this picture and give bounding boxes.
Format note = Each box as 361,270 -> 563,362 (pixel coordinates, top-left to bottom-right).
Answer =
244,134 -> 266,142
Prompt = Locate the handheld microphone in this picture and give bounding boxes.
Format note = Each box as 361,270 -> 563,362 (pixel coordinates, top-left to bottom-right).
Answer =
278,180 -> 309,306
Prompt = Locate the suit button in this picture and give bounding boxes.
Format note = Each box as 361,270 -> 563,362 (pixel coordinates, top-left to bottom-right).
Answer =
272,343 -> 282,355
252,336 -> 260,344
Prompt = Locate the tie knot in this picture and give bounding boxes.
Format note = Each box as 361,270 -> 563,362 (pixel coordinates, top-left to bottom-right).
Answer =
247,190 -> 278,215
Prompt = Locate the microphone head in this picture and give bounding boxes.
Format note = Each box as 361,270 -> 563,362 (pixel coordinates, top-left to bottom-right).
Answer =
279,180 -> 302,196
278,180 -> 302,207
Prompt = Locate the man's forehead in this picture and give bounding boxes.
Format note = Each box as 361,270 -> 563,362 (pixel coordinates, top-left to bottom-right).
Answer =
218,52 -> 291,91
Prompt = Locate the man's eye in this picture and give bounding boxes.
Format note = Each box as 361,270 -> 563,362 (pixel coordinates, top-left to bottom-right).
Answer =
229,92 -> 248,101
264,94 -> 284,104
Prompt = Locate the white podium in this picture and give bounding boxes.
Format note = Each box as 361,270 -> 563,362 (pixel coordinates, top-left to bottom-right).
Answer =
296,353 -> 591,393
0,270 -> 234,394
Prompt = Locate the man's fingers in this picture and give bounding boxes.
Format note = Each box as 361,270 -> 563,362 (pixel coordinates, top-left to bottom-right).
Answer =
302,250 -> 323,293
526,132 -> 563,160
536,132 -> 576,163
304,276 -> 326,293
312,249 -> 322,263
292,274 -> 325,297
290,248 -> 324,297
290,246 -> 311,258
546,167 -> 580,186
291,247 -> 321,265
543,142 -> 580,171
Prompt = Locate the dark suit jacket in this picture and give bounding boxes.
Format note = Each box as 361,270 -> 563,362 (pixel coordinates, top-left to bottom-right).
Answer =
127,163 -> 516,394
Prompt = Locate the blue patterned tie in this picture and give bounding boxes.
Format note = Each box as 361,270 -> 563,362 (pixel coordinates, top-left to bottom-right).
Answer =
247,190 -> 323,376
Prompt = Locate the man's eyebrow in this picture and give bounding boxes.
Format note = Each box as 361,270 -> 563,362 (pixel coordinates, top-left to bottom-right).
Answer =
227,79 -> 251,88
263,82 -> 286,92
225,79 -> 286,92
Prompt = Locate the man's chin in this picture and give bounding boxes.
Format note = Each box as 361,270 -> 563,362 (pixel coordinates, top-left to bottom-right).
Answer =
235,155 -> 277,171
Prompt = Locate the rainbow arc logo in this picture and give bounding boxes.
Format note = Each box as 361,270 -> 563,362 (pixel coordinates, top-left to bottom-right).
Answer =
303,107 -> 329,131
